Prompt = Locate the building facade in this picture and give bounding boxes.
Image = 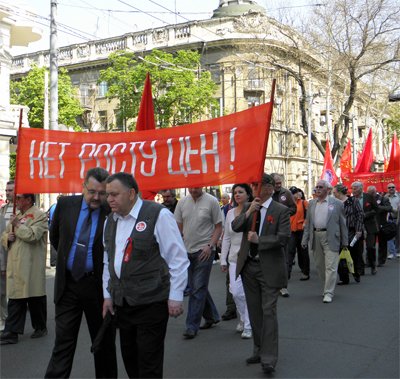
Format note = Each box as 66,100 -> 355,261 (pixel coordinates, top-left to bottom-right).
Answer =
0,3 -> 41,194
10,0 -> 387,195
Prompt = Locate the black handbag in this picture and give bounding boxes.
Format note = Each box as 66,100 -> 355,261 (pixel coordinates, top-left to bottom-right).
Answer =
380,221 -> 396,240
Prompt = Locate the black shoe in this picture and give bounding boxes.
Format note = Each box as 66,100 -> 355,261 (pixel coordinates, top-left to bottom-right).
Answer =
31,328 -> 47,339
183,329 -> 197,339
221,311 -> 237,321
337,281 -> 349,285
246,356 -> 261,364
371,267 -> 377,275
0,331 -> 18,345
353,274 -> 361,283
300,274 -> 310,281
262,364 -> 275,374
199,319 -> 220,329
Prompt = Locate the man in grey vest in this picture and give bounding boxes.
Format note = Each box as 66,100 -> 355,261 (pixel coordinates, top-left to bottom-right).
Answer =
103,173 -> 189,378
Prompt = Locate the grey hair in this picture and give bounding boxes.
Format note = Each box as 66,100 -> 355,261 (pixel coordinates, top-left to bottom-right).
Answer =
351,181 -> 363,189
316,179 -> 329,188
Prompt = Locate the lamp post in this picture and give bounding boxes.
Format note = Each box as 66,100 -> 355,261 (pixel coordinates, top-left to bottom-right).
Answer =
306,85 -> 320,198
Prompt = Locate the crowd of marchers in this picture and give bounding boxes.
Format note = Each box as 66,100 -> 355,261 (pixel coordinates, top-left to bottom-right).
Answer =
0,172 -> 398,378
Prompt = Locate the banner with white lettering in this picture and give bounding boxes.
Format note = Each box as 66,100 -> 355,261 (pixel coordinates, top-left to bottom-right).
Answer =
15,103 -> 271,194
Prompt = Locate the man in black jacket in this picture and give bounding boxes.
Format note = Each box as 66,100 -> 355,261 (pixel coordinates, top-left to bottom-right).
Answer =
45,168 -> 117,378
367,186 -> 392,266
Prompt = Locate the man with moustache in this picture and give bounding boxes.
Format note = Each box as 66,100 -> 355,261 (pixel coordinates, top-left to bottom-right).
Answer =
45,168 -> 117,378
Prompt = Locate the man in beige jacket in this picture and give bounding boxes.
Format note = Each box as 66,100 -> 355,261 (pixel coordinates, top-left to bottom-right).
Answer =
0,193 -> 48,345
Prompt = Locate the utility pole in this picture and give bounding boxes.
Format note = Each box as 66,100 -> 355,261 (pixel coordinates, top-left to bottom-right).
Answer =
50,0 -> 58,131
47,0 -> 58,218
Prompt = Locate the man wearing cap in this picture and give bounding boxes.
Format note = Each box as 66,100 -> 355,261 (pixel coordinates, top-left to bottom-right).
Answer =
302,180 -> 347,303
233,173 -> 291,374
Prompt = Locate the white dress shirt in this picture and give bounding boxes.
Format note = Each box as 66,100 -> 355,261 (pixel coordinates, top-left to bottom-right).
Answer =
259,197 -> 273,233
103,197 -> 189,302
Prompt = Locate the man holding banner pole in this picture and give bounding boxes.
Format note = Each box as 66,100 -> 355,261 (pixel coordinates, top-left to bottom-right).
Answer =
232,173 -> 291,374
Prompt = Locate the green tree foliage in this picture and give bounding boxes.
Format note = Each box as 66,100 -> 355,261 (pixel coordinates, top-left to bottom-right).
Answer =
10,65 -> 83,130
386,102 -> 400,138
9,153 -> 16,180
99,49 -> 218,130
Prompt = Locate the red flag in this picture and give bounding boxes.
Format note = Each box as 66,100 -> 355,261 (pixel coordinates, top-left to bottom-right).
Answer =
340,140 -> 352,174
354,128 -> 374,173
136,72 -> 156,131
136,73 -> 157,199
386,132 -> 400,172
320,139 -> 338,185
383,157 -> 389,172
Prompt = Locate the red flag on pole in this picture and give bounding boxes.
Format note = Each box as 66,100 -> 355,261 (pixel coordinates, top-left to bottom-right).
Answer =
136,73 -> 157,200
320,139 -> 338,185
386,132 -> 400,172
136,72 -> 156,131
340,140 -> 352,175
354,128 -> 374,173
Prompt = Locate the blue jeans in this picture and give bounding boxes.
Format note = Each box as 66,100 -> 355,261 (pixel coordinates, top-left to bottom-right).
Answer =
387,238 -> 397,256
186,250 -> 220,332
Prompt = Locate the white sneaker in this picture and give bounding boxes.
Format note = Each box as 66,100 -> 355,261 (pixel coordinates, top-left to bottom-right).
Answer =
387,254 -> 395,259
236,321 -> 244,333
280,288 -> 289,297
396,254 -> 400,258
241,329 -> 252,339
323,295 -> 332,303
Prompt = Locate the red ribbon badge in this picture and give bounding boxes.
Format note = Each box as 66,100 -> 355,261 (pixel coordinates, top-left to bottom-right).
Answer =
123,238 -> 133,263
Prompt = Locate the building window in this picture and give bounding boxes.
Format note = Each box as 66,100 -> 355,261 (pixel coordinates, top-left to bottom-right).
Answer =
80,84 -> 90,107
247,67 -> 264,89
98,81 -> 108,98
245,93 -> 260,108
98,110 -> 107,130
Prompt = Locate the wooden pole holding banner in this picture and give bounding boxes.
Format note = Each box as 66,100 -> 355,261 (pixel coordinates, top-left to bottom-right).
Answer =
250,79 -> 276,232
12,108 -> 24,231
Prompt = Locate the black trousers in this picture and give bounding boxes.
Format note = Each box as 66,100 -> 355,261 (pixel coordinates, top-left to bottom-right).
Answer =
225,270 -> 236,313
4,295 -> 46,334
45,275 -> 117,379
287,230 -> 310,276
338,239 -> 363,283
116,300 -> 169,379
377,230 -> 388,265
365,232 -> 377,269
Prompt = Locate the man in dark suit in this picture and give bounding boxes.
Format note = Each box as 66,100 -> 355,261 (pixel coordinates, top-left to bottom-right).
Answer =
351,181 -> 379,275
45,168 -> 117,378
367,186 -> 392,266
232,173 -> 291,375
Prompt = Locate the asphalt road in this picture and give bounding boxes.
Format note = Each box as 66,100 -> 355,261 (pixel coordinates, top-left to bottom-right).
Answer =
1,255 -> 399,379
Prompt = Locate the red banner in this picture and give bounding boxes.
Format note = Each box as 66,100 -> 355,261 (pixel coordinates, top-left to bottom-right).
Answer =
15,103 -> 272,194
342,171 -> 400,192
320,139 -> 338,185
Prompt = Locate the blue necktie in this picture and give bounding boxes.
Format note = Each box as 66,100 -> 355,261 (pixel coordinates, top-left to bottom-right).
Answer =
71,209 -> 92,281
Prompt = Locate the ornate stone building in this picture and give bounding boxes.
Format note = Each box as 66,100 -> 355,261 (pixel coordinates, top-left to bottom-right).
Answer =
10,0 -> 386,195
